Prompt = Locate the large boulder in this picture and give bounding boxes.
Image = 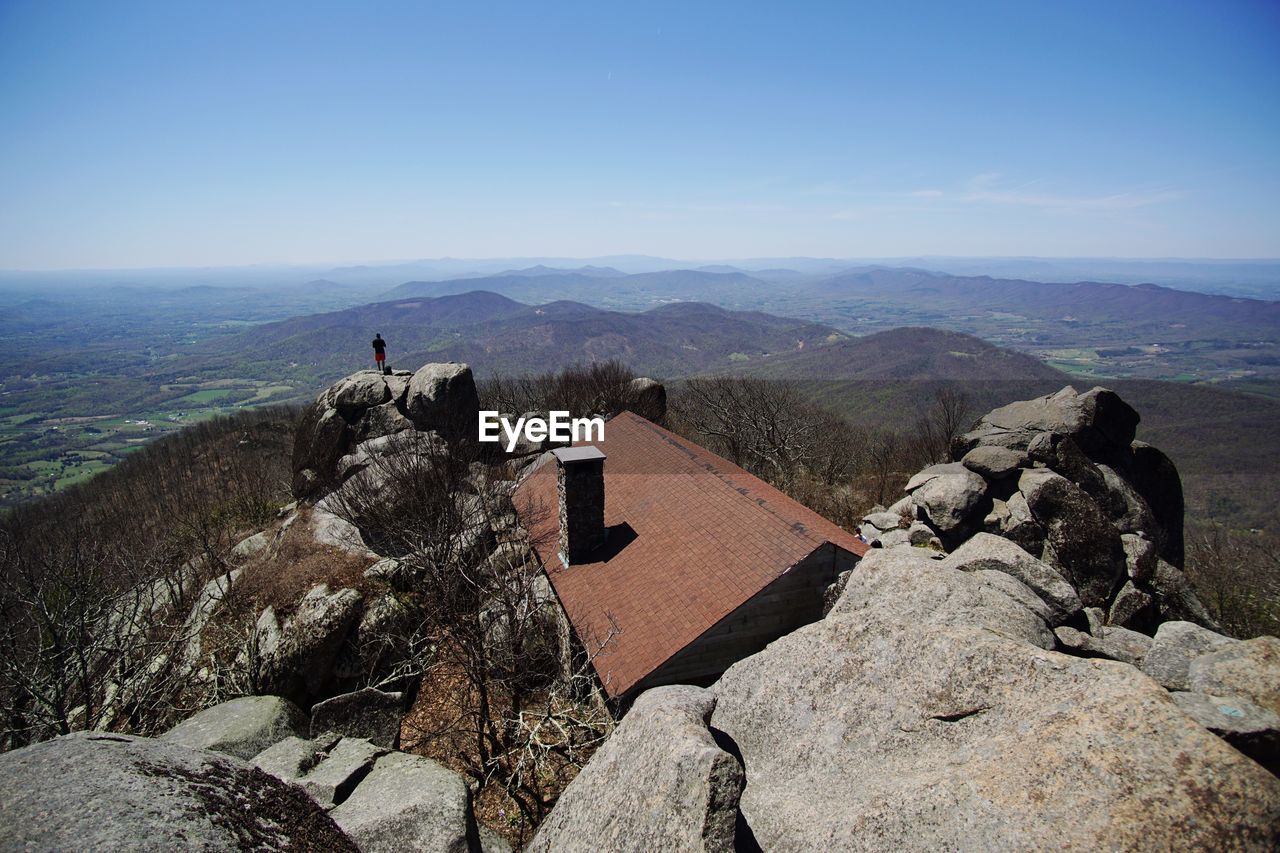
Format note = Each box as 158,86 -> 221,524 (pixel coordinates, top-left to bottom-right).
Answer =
334,592 -> 414,680
161,695 -> 308,760
710,554 -> 1280,850
352,400 -> 415,444
292,370 -> 417,498
861,510 -> 905,537
941,532 -> 1081,625
830,548 -> 1055,649
0,732 -> 355,850
1096,463 -> 1158,537
1028,433 -> 1109,501
998,490 -> 1045,555
1021,470 -> 1126,608
259,584 -> 364,703
1141,620 -> 1237,691
253,734 -> 387,809
336,431 -> 445,484
1120,532 -> 1158,582
959,445 -> 1028,479
328,751 -> 482,853
1128,440 -> 1185,568
1052,624 -> 1152,667
1188,637 -> 1280,716
405,362 -> 480,435
1152,559 -> 1222,630
324,371 -> 394,415
527,685 -> 743,853
310,687 -> 404,749
904,462 -> 987,534
1170,692 -> 1280,773
957,385 -> 1139,457
1106,580 -> 1153,628
309,505 -> 374,556
293,404 -> 354,497
627,377 -> 668,422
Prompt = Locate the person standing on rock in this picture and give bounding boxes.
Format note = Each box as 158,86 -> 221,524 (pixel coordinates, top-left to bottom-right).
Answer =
372,333 -> 388,373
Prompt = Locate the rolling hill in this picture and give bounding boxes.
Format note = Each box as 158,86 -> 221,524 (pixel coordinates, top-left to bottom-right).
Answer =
797,267 -> 1280,344
191,290 -> 845,381
380,266 -> 1280,346
724,327 -> 1280,533
171,295 -> 1280,534
369,266 -> 1280,385
5,280 -> 1277,533
382,268 -> 770,312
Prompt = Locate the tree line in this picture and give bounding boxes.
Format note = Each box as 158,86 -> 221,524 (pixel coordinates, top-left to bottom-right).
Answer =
0,407 -> 295,749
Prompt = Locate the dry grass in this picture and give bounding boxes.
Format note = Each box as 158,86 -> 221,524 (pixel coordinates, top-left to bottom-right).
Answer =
400,660 -> 531,846
235,509 -> 377,617
400,655 -> 571,847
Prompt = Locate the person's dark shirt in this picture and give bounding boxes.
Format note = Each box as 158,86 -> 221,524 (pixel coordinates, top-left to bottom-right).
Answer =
372,338 -> 386,354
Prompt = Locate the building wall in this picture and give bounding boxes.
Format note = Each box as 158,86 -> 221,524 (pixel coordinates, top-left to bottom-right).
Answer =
628,543 -> 859,697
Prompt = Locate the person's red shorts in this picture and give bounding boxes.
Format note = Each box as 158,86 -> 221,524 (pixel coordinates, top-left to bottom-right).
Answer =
375,352 -> 385,363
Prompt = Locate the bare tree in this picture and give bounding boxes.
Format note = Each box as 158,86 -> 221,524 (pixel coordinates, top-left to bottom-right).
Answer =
912,386 -> 974,465
479,360 -> 661,424
675,376 -> 827,490
328,436 -> 616,841
1186,524 -> 1280,639
865,429 -> 905,507
0,408 -> 293,750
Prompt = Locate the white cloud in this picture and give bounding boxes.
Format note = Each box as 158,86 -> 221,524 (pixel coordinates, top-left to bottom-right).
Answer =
954,173 -> 1183,212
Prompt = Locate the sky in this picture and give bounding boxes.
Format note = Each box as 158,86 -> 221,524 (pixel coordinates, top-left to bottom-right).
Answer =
1,0 -> 1278,269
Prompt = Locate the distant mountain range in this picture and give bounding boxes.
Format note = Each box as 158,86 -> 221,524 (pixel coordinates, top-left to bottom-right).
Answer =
193,290 -> 843,380
799,267 -> 1280,343
4,277 -> 1276,531
185,288 -> 1278,529
734,326 -> 1066,384
4,259 -> 1278,529
370,266 -> 1280,387
381,266 -> 1280,345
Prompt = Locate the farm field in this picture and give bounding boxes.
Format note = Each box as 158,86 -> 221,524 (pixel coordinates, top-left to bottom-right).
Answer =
0,376 -> 302,506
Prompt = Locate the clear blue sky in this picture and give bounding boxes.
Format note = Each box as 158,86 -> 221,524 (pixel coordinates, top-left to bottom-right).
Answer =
1,0 -> 1277,268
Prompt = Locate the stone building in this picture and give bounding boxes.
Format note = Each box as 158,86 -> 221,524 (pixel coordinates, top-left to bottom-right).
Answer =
513,411 -> 867,702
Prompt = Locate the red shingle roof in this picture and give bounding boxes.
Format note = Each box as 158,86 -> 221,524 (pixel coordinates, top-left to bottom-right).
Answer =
513,411 -> 868,698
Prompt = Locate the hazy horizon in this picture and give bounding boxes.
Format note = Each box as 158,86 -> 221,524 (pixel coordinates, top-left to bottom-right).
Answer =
4,254 -> 1280,275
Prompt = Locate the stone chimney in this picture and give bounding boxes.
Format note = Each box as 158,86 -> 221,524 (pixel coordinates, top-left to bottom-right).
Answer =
552,446 -> 607,565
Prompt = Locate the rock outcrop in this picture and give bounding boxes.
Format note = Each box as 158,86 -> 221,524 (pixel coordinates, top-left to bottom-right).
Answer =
0,732 -> 355,850
1187,636 -> 1280,715
867,385 -> 1211,629
626,376 -> 668,423
956,385 -> 1139,457
253,733 -> 388,808
527,685 -> 743,853
169,690 -> 498,851
1141,620 -> 1237,690
526,386 -> 1280,849
904,462 -> 987,534
160,695 -> 308,760
405,362 -> 480,435
940,532 -> 1081,624
707,548 -> 1280,850
310,687 -> 404,748
292,363 -> 478,498
328,751 -> 487,853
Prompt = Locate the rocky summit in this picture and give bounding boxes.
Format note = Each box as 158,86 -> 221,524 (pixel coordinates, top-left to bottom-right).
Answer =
2,374 -> 1277,850
526,384 -> 1280,850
